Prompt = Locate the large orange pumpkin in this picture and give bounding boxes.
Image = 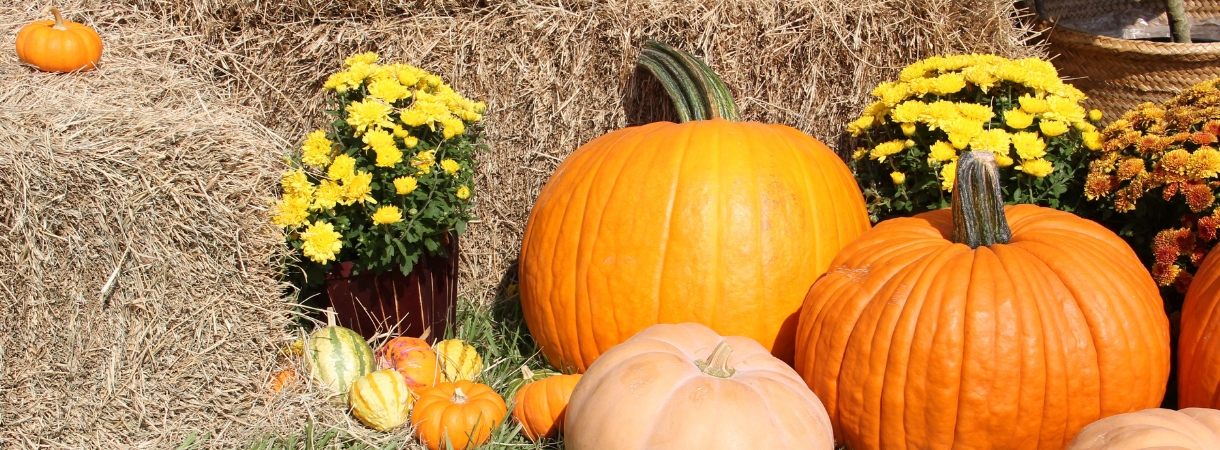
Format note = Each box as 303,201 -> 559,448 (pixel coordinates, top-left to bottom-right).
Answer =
518,40 -> 869,373
1180,247 -> 1220,408
794,151 -> 1170,449
16,8 -> 103,73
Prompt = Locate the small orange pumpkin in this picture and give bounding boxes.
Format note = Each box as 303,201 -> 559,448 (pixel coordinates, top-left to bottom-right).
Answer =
268,368 -> 298,393
16,8 -> 103,73
410,380 -> 507,450
375,336 -> 438,390
511,367 -> 581,441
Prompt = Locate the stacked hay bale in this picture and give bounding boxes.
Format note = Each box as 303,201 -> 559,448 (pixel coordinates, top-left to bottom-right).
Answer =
0,0 -> 1042,446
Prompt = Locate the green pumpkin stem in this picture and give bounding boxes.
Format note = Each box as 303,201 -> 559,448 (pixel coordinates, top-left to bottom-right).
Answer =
636,40 -> 740,123
50,8 -> 68,30
695,341 -> 737,378
951,151 -> 1013,248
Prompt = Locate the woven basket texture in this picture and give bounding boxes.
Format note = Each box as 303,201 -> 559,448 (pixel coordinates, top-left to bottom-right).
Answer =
1036,0 -> 1220,119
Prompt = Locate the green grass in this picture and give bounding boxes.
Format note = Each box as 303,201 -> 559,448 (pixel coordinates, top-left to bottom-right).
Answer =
224,289 -> 563,450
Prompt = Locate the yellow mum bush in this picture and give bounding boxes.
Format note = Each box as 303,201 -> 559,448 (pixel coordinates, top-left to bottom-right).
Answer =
272,52 -> 486,285
850,54 -> 1102,222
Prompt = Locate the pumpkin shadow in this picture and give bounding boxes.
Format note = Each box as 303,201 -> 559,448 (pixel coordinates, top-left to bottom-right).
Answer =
622,66 -> 680,126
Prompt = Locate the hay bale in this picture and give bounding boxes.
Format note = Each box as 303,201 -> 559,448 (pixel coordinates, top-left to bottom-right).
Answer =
1,0 -> 1042,446
123,0 -> 1045,303
0,3 -> 374,447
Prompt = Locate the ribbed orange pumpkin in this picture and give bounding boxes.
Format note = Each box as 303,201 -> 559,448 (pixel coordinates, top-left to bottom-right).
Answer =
16,8 -> 103,73
511,367 -> 581,441
1066,408 -> 1220,450
794,152 -> 1170,449
410,380 -> 507,450
519,41 -> 869,373
1180,247 -> 1220,408
375,336 -> 437,390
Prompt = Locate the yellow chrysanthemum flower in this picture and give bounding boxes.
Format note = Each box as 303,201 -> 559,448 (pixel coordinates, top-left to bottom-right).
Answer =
1039,119 -> 1070,137
1019,95 -> 1049,114
301,130 -> 334,169
441,159 -> 461,175
890,101 -> 925,124
941,161 -> 957,192
345,98 -> 395,135
928,141 -> 958,162
1082,130 -> 1103,151
944,118 -> 984,150
1018,158 -> 1054,178
970,128 -> 1011,154
367,78 -> 412,103
851,147 -> 868,161
869,140 -> 908,162
363,129 -> 402,168
371,206 -> 403,225
1189,147 -> 1220,180
1089,109 -> 1103,122
890,171 -> 906,185
328,154 -> 357,182
1004,109 -> 1034,130
411,150 -> 437,174
921,101 -> 961,131
872,81 -> 911,106
901,123 -> 917,136
440,117 -> 466,139
344,52 -> 379,68
271,193 -> 312,228
456,185 -> 471,200
300,221 -> 343,264
1011,131 -> 1047,160
393,176 -> 418,195
930,73 -> 967,96
341,171 -> 376,205
311,180 -> 343,211
281,170 -> 315,198
847,115 -> 874,137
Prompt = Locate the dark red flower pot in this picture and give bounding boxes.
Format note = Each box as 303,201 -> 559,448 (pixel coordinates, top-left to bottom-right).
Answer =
324,235 -> 458,342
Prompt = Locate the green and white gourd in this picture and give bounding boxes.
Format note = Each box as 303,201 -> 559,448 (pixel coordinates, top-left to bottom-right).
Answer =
305,325 -> 375,394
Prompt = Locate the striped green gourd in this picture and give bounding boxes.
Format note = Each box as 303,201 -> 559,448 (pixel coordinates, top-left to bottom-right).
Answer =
305,325 -> 375,394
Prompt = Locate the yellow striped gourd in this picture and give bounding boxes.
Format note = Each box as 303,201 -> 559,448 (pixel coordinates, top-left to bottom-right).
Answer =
305,326 -> 374,394
434,339 -> 483,382
350,369 -> 414,431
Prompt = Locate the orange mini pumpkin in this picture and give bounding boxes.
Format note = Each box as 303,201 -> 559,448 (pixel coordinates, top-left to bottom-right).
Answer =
16,8 -> 103,73
511,367 -> 581,441
375,336 -> 437,390
794,151 -> 1170,449
518,40 -> 869,373
410,380 -> 507,450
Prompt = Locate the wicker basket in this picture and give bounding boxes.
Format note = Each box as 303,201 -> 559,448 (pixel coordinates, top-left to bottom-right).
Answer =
1033,0 -> 1220,120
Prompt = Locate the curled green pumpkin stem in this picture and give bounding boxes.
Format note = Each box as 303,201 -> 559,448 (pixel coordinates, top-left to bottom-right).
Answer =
695,341 -> 737,378
636,40 -> 740,123
951,151 -> 1012,248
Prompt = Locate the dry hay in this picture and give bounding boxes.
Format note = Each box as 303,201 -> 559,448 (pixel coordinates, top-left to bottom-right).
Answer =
0,3 -> 393,448
0,0 -> 1042,447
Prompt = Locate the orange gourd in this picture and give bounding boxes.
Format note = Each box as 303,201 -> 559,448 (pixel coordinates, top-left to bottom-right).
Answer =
375,336 -> 437,390
563,322 -> 835,449
1180,247 -> 1220,408
511,367 -> 581,441
518,40 -> 869,373
1066,408 -> 1220,450
794,151 -> 1170,449
410,380 -> 507,450
16,8 -> 103,73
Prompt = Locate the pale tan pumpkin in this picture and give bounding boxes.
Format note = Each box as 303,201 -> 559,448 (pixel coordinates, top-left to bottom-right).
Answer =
564,322 -> 834,449
1066,408 -> 1220,450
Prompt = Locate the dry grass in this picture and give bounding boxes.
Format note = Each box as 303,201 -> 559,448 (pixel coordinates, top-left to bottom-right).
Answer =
0,0 -> 1042,447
